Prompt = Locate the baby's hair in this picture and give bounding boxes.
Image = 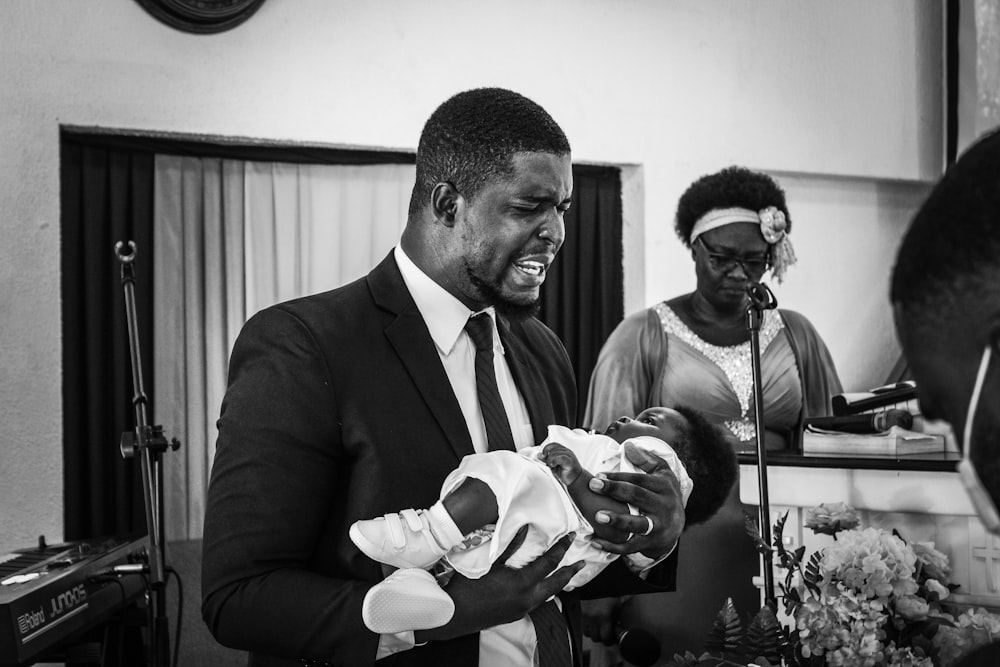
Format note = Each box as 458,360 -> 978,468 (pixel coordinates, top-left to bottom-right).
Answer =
670,405 -> 738,527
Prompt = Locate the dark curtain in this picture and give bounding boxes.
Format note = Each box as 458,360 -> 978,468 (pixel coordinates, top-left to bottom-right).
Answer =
61,136 -> 155,540
59,133 -> 417,540
946,0 -> 960,165
539,165 -> 624,426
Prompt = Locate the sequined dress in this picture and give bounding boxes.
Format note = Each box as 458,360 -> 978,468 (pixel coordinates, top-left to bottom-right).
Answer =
652,303 -> 800,442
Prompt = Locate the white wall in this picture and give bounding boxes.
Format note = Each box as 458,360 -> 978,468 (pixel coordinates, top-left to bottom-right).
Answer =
767,174 -> 931,388
0,0 -> 942,553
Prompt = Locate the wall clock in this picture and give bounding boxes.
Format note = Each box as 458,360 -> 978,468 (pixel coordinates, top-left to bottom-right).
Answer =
135,0 -> 268,34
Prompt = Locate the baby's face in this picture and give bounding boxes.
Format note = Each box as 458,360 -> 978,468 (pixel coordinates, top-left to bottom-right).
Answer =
603,407 -> 688,445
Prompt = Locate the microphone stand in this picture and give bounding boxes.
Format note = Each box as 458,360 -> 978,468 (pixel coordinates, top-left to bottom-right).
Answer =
115,240 -> 180,667
747,282 -> 778,608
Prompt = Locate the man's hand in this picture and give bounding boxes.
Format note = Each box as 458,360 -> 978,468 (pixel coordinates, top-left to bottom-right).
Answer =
587,442 -> 685,561
415,527 -> 584,642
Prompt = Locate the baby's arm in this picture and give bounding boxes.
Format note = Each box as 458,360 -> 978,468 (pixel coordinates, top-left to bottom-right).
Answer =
539,442 -> 632,543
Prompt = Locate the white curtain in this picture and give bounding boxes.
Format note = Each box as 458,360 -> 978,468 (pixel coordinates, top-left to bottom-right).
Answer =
154,155 -> 246,543
155,157 -> 415,540
245,162 -> 415,313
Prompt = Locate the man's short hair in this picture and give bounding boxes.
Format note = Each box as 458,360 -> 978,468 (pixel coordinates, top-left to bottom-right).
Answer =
409,87 -> 571,215
891,128 -> 1000,332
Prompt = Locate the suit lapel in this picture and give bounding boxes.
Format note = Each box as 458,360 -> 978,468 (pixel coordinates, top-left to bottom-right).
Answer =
497,316 -> 553,446
369,253 -> 475,462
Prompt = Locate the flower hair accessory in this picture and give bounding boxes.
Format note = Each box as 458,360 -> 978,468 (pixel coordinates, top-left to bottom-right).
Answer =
758,206 -> 797,283
758,206 -> 786,243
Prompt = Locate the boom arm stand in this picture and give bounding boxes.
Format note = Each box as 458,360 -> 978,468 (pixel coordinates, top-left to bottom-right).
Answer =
115,240 -> 180,667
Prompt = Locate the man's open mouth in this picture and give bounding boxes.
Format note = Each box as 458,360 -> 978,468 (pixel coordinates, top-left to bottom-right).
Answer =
514,257 -> 549,278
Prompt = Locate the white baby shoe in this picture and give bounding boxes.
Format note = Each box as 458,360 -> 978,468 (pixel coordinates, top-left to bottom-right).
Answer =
361,567 -> 455,634
350,509 -> 448,569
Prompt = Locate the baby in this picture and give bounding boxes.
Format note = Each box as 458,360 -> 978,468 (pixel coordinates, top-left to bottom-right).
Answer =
350,405 -> 737,633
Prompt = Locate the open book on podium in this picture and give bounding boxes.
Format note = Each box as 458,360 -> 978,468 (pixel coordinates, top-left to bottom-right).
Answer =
802,425 -> 945,457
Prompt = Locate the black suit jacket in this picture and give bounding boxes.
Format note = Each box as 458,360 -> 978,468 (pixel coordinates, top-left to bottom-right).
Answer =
202,253 -> 676,666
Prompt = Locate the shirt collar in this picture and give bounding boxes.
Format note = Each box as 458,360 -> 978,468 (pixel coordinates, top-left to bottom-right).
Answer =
394,245 -> 500,356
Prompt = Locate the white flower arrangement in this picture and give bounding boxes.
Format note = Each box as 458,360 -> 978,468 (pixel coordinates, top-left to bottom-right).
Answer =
666,504 -> 1000,666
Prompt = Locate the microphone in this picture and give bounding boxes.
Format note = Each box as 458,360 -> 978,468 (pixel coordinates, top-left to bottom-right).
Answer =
616,625 -> 661,667
746,282 -> 778,310
806,409 -> 913,434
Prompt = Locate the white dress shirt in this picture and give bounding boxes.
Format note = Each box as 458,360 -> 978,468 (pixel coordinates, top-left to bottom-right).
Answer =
377,246 -> 673,663
376,245 -> 540,666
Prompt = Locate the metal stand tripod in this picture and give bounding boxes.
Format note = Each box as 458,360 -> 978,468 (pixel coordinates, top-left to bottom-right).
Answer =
115,240 -> 180,667
747,281 -> 778,608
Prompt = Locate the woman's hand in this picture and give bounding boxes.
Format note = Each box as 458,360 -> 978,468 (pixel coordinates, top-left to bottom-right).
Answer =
586,442 -> 685,561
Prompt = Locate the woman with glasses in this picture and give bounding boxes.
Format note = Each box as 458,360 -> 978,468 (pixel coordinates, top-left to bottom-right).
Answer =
587,165 -> 841,449
580,166 -> 842,659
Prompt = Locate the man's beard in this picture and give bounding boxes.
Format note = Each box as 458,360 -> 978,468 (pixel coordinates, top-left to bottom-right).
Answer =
467,268 -> 541,321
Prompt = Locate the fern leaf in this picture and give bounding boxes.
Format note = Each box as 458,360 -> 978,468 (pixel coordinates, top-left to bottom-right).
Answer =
740,605 -> 787,664
744,512 -> 772,556
782,587 -> 803,616
704,597 -> 743,655
772,511 -> 789,556
802,550 -> 823,596
792,545 -> 806,566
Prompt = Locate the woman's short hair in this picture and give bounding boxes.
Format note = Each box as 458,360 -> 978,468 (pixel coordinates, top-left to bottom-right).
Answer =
409,87 -> 570,216
674,166 -> 791,248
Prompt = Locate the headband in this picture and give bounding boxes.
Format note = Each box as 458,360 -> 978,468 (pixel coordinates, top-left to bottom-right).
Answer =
689,206 -> 797,283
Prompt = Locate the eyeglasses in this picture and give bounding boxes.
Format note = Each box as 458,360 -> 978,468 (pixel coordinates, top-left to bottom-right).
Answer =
697,237 -> 771,276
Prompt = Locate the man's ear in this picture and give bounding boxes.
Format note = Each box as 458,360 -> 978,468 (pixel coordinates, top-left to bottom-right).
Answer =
431,182 -> 461,227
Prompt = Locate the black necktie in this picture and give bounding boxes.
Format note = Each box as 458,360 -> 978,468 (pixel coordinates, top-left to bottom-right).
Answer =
464,313 -> 516,452
464,313 -> 572,667
529,600 -> 573,667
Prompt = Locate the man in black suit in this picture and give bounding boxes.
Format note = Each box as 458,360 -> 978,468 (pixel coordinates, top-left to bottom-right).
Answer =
891,127 -> 1000,666
202,87 -> 685,667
